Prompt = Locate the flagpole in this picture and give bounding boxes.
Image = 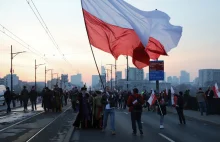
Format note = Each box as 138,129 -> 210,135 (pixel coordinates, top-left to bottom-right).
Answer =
80,0 -> 105,91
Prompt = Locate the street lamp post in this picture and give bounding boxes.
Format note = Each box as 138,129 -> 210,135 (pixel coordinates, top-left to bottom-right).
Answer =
10,45 -> 26,91
45,66 -> 53,88
35,59 -> 45,90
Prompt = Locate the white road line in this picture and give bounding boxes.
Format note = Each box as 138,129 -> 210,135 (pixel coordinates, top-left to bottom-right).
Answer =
123,112 -> 128,114
158,133 -> 175,142
0,111 -> 44,132
26,106 -> 71,142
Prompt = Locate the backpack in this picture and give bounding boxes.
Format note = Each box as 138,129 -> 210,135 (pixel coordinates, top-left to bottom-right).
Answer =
131,95 -> 142,110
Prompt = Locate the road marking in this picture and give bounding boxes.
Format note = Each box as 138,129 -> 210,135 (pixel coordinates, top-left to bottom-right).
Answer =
0,111 -> 44,132
158,133 -> 175,142
26,106 -> 71,142
123,112 -> 128,114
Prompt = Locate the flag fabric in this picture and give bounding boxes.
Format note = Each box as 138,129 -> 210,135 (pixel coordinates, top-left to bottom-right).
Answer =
81,0 -> 182,69
165,88 -> 168,96
147,90 -> 157,106
213,83 -> 220,98
171,86 -> 177,106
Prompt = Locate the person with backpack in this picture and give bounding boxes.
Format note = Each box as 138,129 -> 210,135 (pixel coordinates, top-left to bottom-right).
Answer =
127,88 -> 145,135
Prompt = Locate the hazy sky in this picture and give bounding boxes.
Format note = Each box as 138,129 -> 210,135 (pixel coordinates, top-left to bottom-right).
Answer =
0,0 -> 220,86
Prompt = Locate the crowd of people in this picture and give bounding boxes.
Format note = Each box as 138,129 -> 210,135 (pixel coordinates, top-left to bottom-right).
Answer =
69,85 -> 188,135
3,84 -> 216,135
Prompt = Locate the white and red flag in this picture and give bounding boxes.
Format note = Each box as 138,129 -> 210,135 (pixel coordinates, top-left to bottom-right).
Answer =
213,83 -> 220,98
148,90 -> 157,106
165,88 -> 168,96
171,86 -> 177,106
81,0 -> 182,69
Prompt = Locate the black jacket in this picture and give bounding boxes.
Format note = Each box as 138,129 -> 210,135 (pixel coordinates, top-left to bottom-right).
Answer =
101,93 -> 116,108
177,95 -> 184,109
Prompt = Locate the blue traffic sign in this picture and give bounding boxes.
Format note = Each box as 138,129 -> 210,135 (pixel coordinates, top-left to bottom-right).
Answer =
149,60 -> 164,81
149,71 -> 164,81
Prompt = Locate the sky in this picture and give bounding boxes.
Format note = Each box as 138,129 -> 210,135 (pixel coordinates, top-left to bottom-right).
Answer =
0,0 -> 220,86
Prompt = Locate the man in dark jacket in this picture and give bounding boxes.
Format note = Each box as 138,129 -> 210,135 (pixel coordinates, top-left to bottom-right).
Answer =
30,86 -> 38,111
4,87 -> 12,113
127,88 -> 144,135
21,86 -> 29,112
101,89 -> 116,135
176,91 -> 186,124
205,86 -> 214,115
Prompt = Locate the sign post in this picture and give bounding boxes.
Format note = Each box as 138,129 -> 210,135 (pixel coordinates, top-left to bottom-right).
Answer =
149,60 -> 164,93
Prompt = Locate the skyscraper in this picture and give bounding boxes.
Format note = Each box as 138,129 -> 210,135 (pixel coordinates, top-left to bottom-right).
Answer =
180,70 -> 190,84
92,75 -> 99,88
125,67 -> 144,81
71,74 -> 82,86
116,71 -> 122,80
199,69 -> 220,87
101,66 -> 106,75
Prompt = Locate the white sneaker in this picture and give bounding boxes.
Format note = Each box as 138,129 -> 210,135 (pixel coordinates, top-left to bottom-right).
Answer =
160,125 -> 164,129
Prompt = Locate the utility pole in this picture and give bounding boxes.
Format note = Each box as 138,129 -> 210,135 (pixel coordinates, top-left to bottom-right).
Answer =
105,69 -> 110,88
45,66 -> 52,88
126,55 -> 129,91
35,59 -> 36,89
35,59 -> 45,90
11,46 -> 12,92
10,45 -> 26,91
115,60 -> 117,90
51,69 -> 53,89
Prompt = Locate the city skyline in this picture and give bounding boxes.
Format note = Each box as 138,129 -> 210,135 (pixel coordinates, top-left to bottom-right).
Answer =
1,0 -> 220,86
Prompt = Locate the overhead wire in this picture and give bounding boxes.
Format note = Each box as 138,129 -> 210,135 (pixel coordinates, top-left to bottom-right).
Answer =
26,0 -> 74,68
0,25 -> 47,61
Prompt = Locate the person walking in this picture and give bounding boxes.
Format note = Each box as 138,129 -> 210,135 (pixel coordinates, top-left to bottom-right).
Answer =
30,86 -> 38,111
127,88 -> 145,135
21,86 -> 29,112
4,87 -> 12,113
176,91 -> 186,124
101,90 -> 116,135
157,93 -> 168,129
196,88 -> 207,116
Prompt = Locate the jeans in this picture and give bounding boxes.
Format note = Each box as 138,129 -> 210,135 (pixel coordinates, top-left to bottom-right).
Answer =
103,109 -> 115,131
131,111 -> 142,133
6,101 -> 11,113
160,115 -> 164,125
198,102 -> 207,115
176,108 -> 185,124
31,100 -> 37,110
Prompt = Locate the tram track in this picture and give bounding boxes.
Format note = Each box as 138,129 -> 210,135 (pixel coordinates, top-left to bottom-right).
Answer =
0,105 -> 73,142
26,106 -> 71,142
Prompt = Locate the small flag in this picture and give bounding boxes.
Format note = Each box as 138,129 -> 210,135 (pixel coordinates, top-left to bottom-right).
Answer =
147,90 -> 157,106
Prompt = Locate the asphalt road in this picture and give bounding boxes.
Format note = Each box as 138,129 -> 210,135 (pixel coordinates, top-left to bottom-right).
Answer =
70,109 -> 220,142
0,103 -> 76,142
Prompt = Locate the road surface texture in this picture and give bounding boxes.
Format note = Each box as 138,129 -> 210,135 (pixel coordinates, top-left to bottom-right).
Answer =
70,110 -> 220,142
0,103 -> 76,142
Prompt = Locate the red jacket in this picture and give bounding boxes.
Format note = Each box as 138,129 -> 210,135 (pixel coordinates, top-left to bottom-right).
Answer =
127,94 -> 145,112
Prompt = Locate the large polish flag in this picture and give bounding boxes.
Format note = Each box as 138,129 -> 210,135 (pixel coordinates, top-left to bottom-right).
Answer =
81,0 -> 182,69
148,90 -> 157,106
213,83 -> 220,98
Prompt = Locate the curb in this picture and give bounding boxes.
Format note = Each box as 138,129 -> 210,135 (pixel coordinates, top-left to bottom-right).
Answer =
63,112 -> 78,142
167,109 -> 220,126
63,126 -> 75,142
